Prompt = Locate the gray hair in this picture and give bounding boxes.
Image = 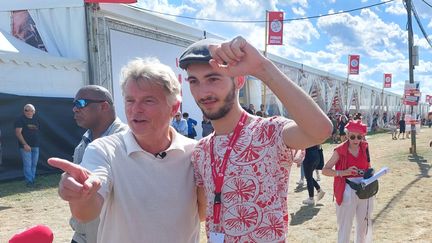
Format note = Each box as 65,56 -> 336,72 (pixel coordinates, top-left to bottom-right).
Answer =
120,57 -> 182,105
24,104 -> 35,111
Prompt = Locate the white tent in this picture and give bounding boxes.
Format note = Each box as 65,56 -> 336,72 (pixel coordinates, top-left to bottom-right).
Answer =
0,28 -> 86,97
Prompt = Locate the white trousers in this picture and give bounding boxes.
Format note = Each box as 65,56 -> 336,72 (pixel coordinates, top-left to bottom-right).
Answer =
336,183 -> 374,243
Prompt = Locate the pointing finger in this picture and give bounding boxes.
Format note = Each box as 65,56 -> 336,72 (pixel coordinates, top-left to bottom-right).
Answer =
48,157 -> 91,183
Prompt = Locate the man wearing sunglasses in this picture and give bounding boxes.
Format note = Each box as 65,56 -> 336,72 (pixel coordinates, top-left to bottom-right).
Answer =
69,85 -> 127,243
48,58 -> 203,243
14,104 -> 39,187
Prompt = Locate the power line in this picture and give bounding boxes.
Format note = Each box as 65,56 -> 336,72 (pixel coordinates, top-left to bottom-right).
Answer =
133,0 -> 396,23
411,0 -> 432,48
421,0 -> 432,8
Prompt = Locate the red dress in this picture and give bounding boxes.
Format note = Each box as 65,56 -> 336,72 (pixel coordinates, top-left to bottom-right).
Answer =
333,140 -> 369,205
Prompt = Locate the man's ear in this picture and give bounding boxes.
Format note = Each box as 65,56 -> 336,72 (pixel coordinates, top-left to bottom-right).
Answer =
100,101 -> 110,111
171,101 -> 181,116
235,76 -> 246,89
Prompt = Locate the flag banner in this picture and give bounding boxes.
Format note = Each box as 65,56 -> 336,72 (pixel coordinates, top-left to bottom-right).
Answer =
267,11 -> 284,45
348,55 -> 360,75
84,0 -> 137,3
384,73 -> 392,88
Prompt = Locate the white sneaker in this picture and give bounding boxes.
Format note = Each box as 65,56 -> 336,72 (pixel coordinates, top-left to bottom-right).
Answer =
316,190 -> 326,201
302,198 -> 315,205
296,180 -> 304,186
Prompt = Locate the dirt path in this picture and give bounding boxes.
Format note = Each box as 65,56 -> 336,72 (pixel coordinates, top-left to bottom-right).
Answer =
0,128 -> 431,242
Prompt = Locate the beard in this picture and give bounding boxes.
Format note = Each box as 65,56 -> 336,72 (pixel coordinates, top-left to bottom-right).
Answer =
199,85 -> 236,120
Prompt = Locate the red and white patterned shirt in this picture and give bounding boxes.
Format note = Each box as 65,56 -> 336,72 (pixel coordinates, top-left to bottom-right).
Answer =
192,116 -> 304,242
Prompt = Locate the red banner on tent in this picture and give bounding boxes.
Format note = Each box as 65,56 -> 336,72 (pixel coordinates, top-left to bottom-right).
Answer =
426,95 -> 432,104
267,11 -> 284,45
84,0 -> 137,3
383,73 -> 392,88
348,55 -> 360,75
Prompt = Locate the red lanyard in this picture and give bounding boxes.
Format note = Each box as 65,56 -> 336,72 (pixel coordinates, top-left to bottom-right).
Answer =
210,111 -> 248,225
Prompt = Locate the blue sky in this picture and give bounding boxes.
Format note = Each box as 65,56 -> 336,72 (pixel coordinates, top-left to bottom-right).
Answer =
137,0 -> 432,103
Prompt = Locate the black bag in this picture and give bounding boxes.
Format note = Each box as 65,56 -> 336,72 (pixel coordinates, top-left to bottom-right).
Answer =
316,148 -> 324,170
346,168 -> 379,199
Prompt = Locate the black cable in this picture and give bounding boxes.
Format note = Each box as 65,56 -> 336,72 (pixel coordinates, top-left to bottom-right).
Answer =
421,0 -> 432,8
132,0 -> 396,23
412,0 -> 432,48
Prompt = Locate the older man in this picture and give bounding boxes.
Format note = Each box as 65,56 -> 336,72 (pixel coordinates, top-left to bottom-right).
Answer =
70,85 -> 127,243
15,104 -> 40,186
49,58 -> 203,243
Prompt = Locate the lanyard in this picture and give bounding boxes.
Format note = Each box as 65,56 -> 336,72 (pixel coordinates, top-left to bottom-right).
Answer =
210,111 -> 248,225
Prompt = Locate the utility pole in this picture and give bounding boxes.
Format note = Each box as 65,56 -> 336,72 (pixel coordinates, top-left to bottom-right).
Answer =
406,0 -> 416,154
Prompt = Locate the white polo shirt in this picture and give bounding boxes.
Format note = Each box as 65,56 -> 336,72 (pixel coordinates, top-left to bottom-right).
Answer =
81,128 -> 200,243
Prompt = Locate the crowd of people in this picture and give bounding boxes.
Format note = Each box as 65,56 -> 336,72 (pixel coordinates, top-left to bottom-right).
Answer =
5,36 -> 409,243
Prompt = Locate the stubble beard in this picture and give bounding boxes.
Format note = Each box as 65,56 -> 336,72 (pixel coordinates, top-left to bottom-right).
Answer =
200,86 -> 236,121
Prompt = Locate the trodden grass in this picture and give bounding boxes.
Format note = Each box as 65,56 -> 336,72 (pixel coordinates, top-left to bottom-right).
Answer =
0,128 -> 431,242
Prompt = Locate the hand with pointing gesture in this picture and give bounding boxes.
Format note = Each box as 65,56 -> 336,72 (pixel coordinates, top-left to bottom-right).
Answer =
48,157 -> 103,222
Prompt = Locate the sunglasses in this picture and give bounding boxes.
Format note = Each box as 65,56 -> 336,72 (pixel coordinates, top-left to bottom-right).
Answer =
73,99 -> 106,109
349,135 -> 363,140
24,109 -> 33,112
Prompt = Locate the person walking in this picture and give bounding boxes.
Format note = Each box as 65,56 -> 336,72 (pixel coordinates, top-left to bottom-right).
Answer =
179,36 -> 332,242
302,145 -> 326,205
398,116 -> 406,139
14,104 -> 40,186
48,58 -> 203,243
183,112 -> 198,139
322,119 -> 374,243
70,85 -> 128,243
338,115 -> 348,142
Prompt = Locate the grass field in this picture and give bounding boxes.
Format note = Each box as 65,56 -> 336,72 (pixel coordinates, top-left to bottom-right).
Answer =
0,128 -> 431,242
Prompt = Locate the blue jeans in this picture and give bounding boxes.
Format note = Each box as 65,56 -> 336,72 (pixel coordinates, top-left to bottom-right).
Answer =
20,147 -> 39,183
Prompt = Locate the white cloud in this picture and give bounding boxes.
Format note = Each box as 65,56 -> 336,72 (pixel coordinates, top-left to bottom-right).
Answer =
292,7 -> 306,16
384,1 -> 406,15
136,0 -> 195,21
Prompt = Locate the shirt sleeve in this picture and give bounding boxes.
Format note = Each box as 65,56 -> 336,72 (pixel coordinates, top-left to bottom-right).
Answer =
272,117 -> 305,167
181,120 -> 189,136
14,117 -> 23,128
80,142 -> 112,201
191,147 -> 204,187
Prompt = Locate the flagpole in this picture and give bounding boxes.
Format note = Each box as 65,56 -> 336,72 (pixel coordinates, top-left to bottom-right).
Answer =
381,75 -> 385,127
345,57 -> 350,115
263,10 -> 268,111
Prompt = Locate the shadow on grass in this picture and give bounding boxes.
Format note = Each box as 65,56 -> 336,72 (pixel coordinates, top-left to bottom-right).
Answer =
0,173 -> 61,198
373,153 -> 430,224
290,204 -> 322,226
294,184 -> 307,193
0,206 -> 13,211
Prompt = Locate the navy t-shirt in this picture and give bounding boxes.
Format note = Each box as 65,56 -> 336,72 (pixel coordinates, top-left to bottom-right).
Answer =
14,115 -> 40,148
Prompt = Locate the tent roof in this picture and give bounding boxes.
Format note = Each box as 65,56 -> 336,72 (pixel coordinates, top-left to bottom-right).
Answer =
0,0 -> 83,11
0,28 -> 85,71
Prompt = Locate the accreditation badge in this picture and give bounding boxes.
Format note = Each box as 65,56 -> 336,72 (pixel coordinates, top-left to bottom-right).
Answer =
209,232 -> 225,243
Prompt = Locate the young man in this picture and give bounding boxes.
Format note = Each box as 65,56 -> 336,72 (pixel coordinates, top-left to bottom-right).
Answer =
179,37 -> 332,242
70,85 -> 128,243
15,104 -> 40,186
49,58 -> 202,243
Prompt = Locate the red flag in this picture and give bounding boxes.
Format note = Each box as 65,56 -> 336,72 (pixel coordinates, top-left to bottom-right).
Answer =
84,0 -> 137,3
267,11 -> 284,45
348,55 -> 360,75
383,73 -> 392,88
